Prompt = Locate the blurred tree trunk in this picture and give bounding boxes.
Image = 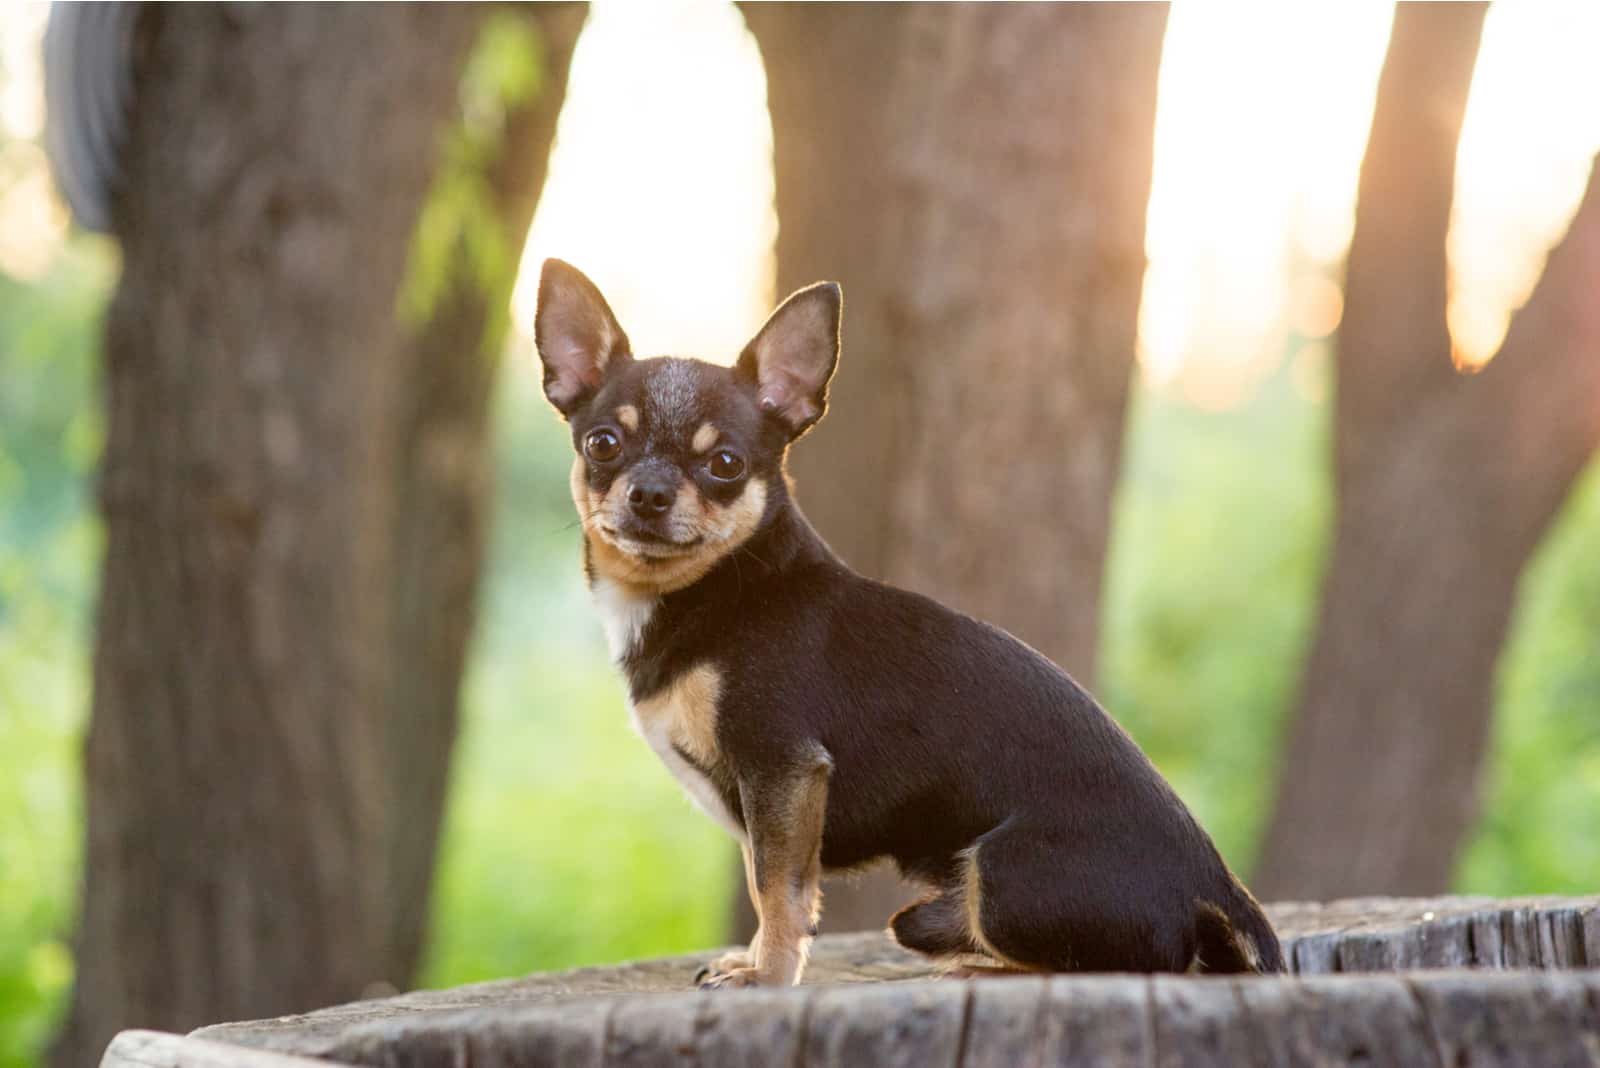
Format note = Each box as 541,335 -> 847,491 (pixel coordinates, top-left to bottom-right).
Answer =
380,4 -> 584,989
741,3 -> 1168,934
1257,3 -> 1600,899
51,6 -> 581,1064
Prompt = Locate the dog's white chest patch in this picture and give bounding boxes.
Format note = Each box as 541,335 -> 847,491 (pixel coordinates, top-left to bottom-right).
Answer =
591,577 -> 656,663
590,583 -> 743,839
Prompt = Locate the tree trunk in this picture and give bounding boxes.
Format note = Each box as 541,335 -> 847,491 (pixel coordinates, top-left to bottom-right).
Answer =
380,3 -> 584,989
742,2 -> 1169,933
1256,3 -> 1600,899
52,6 -> 580,1063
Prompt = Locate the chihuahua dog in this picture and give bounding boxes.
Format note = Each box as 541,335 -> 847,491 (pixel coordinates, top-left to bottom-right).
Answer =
536,259 -> 1284,989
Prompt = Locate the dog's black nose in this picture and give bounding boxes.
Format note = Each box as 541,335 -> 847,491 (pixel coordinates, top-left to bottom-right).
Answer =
627,479 -> 676,517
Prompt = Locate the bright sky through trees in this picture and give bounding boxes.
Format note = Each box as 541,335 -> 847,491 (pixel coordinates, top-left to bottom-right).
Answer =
511,0 -> 1600,407
3,1 -> 1598,407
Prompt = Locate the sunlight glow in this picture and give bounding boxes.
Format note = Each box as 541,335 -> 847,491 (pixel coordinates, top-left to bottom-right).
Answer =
5,3 -> 1597,401
0,3 -> 46,142
0,2 -> 65,281
1139,1 -> 1600,404
0,141 -> 68,281
1138,2 -> 1394,408
509,0 -> 774,370
1448,2 -> 1600,369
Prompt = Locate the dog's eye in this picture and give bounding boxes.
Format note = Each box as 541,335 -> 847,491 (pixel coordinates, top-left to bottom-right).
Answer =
708,449 -> 745,481
584,428 -> 621,463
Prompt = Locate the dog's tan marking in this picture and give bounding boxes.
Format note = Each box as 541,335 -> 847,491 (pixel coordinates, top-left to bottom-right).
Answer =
940,961 -> 1036,979
707,751 -> 831,988
574,466 -> 769,597
1241,933 -> 1263,971
571,458 -> 659,660
629,665 -> 739,839
751,756 -> 830,986
959,846 -> 1044,973
634,664 -> 721,769
570,454 -> 591,515
741,843 -> 763,968
615,404 -> 639,432
1194,898 -> 1263,973
570,457 -> 640,583
707,844 -> 762,974
692,422 -> 719,453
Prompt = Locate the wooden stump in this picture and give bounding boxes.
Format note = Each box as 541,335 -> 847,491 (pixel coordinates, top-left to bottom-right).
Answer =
102,896 -> 1600,1067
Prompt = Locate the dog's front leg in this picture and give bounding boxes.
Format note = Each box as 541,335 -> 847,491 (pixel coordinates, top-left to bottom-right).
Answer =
698,752 -> 831,989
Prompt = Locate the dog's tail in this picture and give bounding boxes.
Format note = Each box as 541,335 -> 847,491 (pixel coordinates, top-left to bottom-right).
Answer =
1193,889 -> 1287,974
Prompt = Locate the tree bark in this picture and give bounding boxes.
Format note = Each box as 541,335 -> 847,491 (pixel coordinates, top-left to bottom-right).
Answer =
52,6 -> 580,1063
1257,3 -> 1600,899
742,2 -> 1169,933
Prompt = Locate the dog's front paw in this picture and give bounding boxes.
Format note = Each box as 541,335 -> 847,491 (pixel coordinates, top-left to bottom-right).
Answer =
698,949 -> 753,978
695,964 -> 762,990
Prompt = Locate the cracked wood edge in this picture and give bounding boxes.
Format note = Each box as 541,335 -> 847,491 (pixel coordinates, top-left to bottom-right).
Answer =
154,896 -> 1600,1067
147,971 -> 1600,1068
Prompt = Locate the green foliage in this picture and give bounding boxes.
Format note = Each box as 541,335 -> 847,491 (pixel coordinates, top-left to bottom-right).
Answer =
1459,462 -> 1600,893
398,12 -> 545,352
1100,371 -> 1332,875
426,651 -> 734,982
1103,367 -> 1600,895
0,238 -> 114,1068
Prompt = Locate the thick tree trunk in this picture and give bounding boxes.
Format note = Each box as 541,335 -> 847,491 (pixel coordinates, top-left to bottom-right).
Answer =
742,2 -> 1169,933
1257,3 -> 1600,899
52,7 -> 580,1063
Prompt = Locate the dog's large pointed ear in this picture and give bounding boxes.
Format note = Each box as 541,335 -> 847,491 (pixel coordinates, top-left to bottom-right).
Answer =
736,281 -> 842,440
535,259 -> 632,417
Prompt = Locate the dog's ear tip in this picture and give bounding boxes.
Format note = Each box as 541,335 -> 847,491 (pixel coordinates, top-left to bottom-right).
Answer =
538,258 -> 591,292
803,280 -> 842,305
536,260 -> 562,297
821,283 -> 842,315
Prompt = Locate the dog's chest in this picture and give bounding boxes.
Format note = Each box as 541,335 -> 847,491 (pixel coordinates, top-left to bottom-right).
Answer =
630,695 -> 744,842
592,577 -> 656,665
592,580 -> 744,840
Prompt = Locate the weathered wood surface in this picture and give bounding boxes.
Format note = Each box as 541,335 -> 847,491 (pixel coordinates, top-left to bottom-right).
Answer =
99,1030 -> 350,1067
1270,894 -> 1600,973
103,896 -> 1600,1067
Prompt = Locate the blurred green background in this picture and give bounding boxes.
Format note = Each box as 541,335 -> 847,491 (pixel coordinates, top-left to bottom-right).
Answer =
4,226 -> 1599,1065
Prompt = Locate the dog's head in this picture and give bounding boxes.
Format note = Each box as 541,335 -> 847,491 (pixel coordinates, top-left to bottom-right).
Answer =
535,259 -> 841,594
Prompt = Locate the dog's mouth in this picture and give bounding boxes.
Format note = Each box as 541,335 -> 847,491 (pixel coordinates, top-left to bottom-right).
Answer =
600,525 -> 705,560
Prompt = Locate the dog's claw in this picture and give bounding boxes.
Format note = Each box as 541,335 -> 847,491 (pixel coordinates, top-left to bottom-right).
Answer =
696,965 -> 761,990
693,964 -> 712,985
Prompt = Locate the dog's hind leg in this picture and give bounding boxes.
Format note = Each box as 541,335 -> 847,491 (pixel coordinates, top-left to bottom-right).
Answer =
961,823 -> 1190,974
889,883 -> 981,959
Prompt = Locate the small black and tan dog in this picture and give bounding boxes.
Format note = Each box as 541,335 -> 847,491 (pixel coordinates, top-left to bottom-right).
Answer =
535,259 -> 1284,989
